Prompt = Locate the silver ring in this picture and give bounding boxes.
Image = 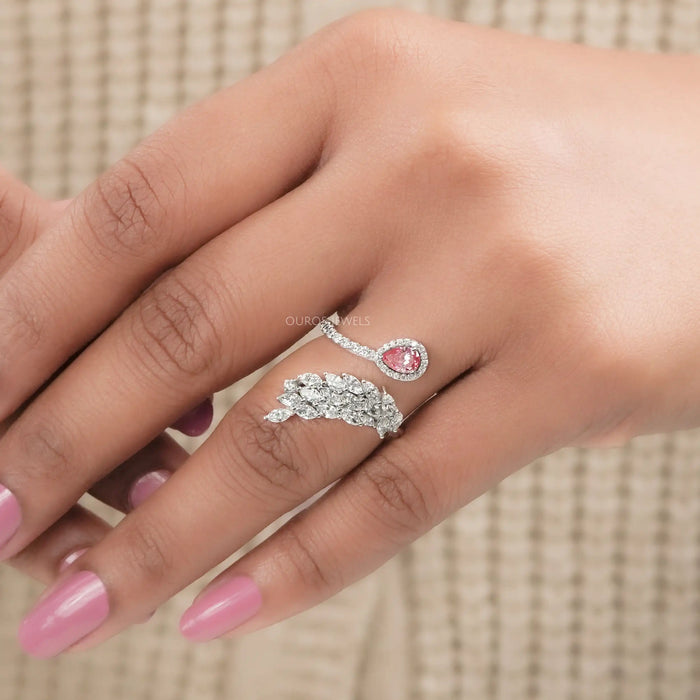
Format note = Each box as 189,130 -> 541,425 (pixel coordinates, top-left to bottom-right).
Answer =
264,372 -> 403,439
319,319 -> 428,382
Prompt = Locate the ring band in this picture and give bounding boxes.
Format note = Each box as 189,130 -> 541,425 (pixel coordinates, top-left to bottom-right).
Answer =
319,319 -> 428,382
264,372 -> 403,438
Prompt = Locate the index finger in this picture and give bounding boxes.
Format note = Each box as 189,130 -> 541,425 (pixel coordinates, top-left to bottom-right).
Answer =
0,38 -> 333,420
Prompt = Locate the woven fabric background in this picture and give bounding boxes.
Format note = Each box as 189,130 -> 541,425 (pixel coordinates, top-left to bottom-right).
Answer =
1,1 -> 699,699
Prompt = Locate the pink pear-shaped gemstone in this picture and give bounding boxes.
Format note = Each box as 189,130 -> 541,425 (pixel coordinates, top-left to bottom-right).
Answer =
382,346 -> 421,374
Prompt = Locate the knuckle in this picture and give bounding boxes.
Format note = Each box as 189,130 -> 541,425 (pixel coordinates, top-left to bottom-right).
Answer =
131,269 -> 225,378
407,108 -> 476,173
310,8 -> 420,94
358,447 -> 432,534
119,519 -> 174,588
323,8 -> 416,65
395,105 -> 507,194
14,418 -> 74,483
272,522 -> 338,594
217,396 -> 330,500
81,153 -> 170,257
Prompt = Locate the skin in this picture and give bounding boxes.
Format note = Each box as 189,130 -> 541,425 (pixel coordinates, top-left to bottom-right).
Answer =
0,9 -> 699,650
0,170 -> 206,580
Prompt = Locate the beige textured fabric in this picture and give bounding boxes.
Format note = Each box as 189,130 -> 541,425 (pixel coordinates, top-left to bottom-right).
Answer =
1,1 -> 699,698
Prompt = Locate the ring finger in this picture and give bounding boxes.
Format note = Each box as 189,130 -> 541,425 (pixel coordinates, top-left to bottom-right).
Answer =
181,353 -> 562,641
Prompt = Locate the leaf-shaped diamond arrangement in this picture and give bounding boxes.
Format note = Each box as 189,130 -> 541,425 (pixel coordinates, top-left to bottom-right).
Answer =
264,372 -> 403,438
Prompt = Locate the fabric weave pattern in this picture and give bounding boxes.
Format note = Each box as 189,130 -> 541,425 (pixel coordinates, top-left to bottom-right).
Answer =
0,1 -> 699,698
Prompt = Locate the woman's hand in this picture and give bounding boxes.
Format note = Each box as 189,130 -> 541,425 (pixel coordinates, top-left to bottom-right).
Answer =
1,9 -> 699,657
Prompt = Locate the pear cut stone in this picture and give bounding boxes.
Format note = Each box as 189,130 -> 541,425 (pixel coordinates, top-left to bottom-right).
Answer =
381,346 -> 422,374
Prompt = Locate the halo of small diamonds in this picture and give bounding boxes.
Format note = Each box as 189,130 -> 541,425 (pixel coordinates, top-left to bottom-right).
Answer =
319,319 -> 428,382
376,338 -> 428,381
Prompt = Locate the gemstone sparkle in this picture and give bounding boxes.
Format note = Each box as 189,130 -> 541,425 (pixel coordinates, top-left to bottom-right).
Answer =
381,346 -> 422,374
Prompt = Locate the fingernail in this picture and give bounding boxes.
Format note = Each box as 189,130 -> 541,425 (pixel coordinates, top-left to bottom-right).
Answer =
56,551 -> 153,624
58,548 -> 154,623
58,548 -> 88,573
171,397 -> 214,437
180,576 -> 262,642
128,469 -> 171,509
0,484 -> 21,549
18,571 -> 109,658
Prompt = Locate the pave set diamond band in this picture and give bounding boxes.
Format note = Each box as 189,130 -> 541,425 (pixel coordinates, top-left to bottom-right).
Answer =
264,318 -> 429,439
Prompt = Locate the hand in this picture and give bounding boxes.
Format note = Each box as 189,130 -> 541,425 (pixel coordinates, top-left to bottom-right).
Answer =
1,9 -> 698,657
0,168 -> 214,585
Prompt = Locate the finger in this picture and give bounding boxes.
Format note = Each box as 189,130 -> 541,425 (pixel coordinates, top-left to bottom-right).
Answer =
0,37 -> 334,420
9,506 -> 155,626
0,166 -> 57,275
8,435 -> 188,590
0,167 -> 374,560
15,289 -> 476,657
1,398 -> 194,519
9,506 -> 110,584
7,435 -> 188,577
88,433 -> 190,513
180,359 -> 565,640
169,396 -> 214,437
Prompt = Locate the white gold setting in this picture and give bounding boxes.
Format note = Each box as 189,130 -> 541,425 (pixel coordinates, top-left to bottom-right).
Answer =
319,319 -> 428,382
264,372 -> 403,438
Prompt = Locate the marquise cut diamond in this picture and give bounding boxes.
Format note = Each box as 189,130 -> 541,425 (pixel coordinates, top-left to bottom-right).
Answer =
299,373 -> 322,387
264,371 -> 403,438
265,408 -> 293,423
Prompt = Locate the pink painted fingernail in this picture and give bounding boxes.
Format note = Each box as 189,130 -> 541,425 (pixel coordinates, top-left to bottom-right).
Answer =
58,549 -> 154,623
171,397 -> 214,437
18,571 -> 109,658
180,576 -> 262,642
128,469 -> 171,509
59,548 -> 88,573
0,484 -> 21,550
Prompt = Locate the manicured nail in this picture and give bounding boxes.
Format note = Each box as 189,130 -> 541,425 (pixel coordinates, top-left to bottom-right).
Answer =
180,576 -> 262,642
128,469 -> 171,509
57,550 -> 153,623
18,571 -> 109,658
57,550 -> 153,624
59,548 -> 88,573
171,397 -> 214,437
0,484 -> 21,550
